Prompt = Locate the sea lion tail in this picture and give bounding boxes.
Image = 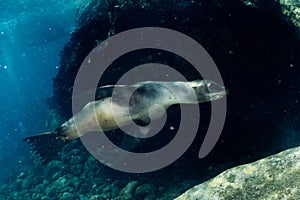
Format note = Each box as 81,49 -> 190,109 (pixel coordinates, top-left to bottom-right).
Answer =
24,128 -> 71,164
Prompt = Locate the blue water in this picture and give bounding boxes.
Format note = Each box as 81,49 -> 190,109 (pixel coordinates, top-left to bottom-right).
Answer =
0,0 -> 78,182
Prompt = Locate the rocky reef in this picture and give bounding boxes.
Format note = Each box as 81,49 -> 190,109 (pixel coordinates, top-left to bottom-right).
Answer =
176,146 -> 300,199
47,0 -> 300,169
1,140 -> 198,200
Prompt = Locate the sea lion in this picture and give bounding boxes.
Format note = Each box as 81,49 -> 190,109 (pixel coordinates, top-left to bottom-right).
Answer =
24,80 -> 227,163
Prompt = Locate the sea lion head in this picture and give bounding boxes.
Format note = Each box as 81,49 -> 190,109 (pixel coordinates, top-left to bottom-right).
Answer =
189,80 -> 227,103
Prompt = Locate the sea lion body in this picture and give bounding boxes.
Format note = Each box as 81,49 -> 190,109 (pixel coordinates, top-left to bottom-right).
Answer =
25,80 -> 227,163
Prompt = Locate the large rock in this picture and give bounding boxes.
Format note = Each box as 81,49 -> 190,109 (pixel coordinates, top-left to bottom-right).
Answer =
176,146 -> 300,200
278,0 -> 300,28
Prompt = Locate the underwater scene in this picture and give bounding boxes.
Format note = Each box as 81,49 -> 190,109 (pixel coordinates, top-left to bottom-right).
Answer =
0,0 -> 299,199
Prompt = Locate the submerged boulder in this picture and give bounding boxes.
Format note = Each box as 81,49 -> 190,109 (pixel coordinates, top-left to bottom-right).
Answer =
176,146 -> 300,199
278,0 -> 300,28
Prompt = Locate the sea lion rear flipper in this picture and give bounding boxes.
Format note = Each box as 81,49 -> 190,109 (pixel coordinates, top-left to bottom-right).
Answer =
24,131 -> 71,164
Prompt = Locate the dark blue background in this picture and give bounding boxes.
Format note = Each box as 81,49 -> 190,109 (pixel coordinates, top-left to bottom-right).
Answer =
0,0 -> 77,182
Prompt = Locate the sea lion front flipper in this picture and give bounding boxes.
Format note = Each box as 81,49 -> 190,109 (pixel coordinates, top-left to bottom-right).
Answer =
132,116 -> 151,127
